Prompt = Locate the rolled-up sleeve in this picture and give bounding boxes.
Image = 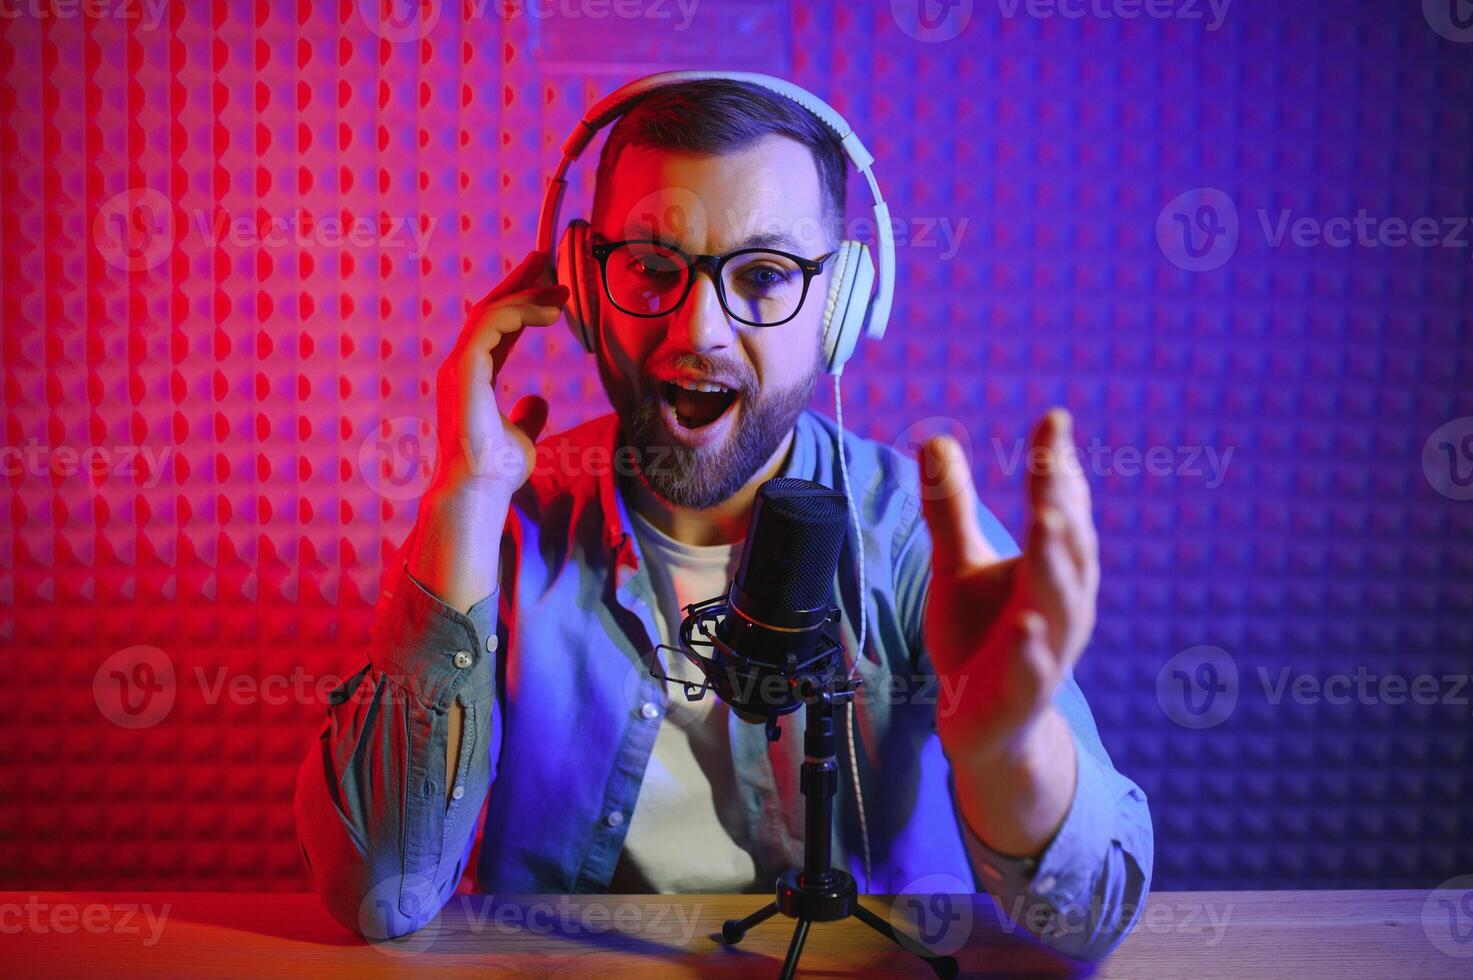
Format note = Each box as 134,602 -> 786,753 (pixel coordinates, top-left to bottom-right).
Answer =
292,559 -> 500,939
956,683 -> 1154,961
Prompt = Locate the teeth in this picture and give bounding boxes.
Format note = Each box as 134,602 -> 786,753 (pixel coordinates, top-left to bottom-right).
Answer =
675,381 -> 730,394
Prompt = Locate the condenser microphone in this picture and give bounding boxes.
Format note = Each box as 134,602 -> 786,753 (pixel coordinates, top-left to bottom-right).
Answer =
657,477 -> 851,736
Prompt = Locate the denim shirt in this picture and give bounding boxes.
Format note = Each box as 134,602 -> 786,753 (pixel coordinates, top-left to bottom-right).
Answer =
293,408 -> 1154,961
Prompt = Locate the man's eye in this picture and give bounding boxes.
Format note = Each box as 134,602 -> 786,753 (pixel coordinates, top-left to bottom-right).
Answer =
743,265 -> 794,287
630,257 -> 681,276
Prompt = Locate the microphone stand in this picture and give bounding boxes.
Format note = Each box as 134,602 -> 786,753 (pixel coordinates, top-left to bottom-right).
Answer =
652,597 -> 959,978
718,674 -> 959,979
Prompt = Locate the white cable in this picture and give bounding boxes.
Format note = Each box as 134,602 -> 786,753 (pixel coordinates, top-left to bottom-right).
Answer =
833,368 -> 872,890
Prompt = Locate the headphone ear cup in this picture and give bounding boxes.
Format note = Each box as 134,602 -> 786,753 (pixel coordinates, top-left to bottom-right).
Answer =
820,241 -> 875,374
556,219 -> 596,354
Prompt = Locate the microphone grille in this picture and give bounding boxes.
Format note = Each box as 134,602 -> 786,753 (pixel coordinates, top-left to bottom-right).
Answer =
735,477 -> 849,613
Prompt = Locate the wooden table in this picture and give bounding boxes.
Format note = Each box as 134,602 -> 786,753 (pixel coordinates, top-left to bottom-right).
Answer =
4,889 -> 1466,977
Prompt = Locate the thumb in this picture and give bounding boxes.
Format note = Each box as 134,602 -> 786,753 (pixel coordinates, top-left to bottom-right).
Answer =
508,394 -> 549,444
918,434 -> 997,576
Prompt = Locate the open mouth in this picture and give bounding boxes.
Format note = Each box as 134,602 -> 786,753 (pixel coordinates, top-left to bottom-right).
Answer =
660,380 -> 739,430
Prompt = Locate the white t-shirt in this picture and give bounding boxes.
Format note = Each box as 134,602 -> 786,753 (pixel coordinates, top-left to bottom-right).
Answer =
608,506 -> 762,893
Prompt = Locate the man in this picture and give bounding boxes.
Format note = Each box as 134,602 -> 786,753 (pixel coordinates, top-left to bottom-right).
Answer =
294,78 -> 1153,962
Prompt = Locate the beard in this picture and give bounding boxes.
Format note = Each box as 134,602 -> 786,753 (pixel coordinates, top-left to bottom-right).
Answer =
599,339 -> 822,511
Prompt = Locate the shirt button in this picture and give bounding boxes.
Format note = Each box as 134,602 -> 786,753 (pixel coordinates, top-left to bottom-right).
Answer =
639,702 -> 659,720
452,651 -> 473,669
486,634 -> 499,654
604,810 -> 625,828
452,785 -> 465,801
1035,874 -> 1057,896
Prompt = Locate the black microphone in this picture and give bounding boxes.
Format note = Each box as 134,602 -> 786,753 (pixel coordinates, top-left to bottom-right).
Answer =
660,477 -> 850,736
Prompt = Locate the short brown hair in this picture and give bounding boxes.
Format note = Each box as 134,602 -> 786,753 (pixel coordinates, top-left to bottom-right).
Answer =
590,79 -> 848,246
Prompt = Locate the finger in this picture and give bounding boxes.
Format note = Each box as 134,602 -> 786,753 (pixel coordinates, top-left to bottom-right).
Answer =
507,394 -> 549,444
457,295 -> 567,384
1028,408 -> 1097,573
1025,504 -> 1082,657
489,284 -> 569,376
918,434 -> 998,577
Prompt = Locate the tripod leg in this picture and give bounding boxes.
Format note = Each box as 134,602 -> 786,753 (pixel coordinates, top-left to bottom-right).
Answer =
778,918 -> 811,980
852,901 -> 959,979
721,901 -> 779,945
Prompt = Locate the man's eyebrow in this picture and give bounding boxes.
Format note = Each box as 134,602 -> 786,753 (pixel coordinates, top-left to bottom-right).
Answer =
724,231 -> 804,252
593,229 -> 807,253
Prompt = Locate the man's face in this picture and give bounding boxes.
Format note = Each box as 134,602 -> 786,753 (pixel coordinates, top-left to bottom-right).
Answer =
591,135 -> 834,511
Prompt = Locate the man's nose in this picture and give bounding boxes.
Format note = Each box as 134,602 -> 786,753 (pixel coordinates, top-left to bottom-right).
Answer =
668,265 -> 735,353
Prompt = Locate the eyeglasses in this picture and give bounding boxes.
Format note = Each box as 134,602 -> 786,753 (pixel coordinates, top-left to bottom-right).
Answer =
590,237 -> 836,327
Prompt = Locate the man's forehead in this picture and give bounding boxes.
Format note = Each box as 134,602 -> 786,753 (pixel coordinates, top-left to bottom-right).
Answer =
597,138 -> 831,253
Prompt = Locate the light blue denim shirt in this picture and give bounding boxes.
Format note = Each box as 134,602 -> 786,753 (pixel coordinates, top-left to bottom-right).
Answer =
293,408 -> 1153,961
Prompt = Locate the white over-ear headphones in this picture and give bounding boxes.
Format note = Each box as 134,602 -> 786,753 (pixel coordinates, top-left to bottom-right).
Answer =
535,70 -> 896,375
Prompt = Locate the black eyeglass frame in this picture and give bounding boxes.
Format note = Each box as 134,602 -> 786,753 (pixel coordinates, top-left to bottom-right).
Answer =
589,236 -> 836,328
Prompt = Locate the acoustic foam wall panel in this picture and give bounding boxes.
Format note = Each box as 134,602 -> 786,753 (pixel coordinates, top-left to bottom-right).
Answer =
0,0 -> 1469,891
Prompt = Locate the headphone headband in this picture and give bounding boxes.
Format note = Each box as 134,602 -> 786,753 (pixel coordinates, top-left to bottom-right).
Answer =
535,70 -> 894,343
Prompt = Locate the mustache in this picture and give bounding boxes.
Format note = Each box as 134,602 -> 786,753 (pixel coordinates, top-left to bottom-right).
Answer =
641,353 -> 754,395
